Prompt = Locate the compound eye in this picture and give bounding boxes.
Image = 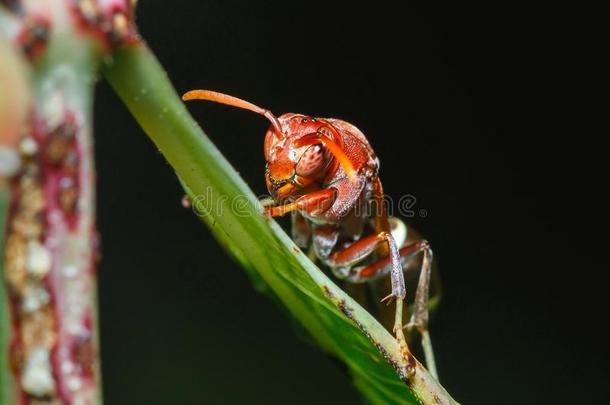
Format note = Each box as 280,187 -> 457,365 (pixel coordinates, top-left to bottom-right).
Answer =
296,145 -> 325,177
264,129 -> 275,161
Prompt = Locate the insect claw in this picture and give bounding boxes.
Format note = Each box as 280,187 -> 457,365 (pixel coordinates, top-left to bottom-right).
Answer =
380,293 -> 395,305
259,197 -> 275,208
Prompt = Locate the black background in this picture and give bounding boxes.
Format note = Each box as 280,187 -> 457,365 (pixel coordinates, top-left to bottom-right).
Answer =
94,2 -> 602,404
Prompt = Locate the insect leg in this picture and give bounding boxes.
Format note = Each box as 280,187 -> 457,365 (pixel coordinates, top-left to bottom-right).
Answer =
365,178 -> 412,359
407,242 -> 437,379
324,232 -> 410,359
291,211 -> 311,248
358,239 -> 438,379
265,188 -> 336,217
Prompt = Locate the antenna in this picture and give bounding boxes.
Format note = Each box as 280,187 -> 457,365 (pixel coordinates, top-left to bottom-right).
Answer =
182,90 -> 284,139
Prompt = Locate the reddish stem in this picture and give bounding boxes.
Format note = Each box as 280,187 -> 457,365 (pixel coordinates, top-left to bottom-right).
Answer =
4,105 -> 99,404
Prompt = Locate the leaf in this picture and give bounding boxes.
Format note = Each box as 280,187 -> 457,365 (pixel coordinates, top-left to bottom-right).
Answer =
102,43 -> 459,405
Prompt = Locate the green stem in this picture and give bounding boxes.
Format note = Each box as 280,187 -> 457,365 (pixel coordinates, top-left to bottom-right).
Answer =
103,43 -> 459,405
0,186 -> 14,405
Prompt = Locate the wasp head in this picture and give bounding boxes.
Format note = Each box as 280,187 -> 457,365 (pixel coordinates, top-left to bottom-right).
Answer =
181,90 -> 357,202
264,114 -> 333,201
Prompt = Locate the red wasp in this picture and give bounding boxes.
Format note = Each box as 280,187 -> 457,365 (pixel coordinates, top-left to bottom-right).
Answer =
183,90 -> 437,377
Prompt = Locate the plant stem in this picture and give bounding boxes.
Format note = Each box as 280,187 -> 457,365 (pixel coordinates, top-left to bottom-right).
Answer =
0,186 -> 15,405
1,4 -> 103,403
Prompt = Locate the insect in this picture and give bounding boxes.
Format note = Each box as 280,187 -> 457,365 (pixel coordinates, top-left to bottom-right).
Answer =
183,90 -> 437,378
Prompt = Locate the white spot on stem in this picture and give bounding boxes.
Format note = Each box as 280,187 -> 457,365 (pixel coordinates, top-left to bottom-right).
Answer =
21,284 -> 50,313
19,136 -> 38,157
0,147 -> 20,177
21,348 -> 55,397
26,240 -> 52,277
